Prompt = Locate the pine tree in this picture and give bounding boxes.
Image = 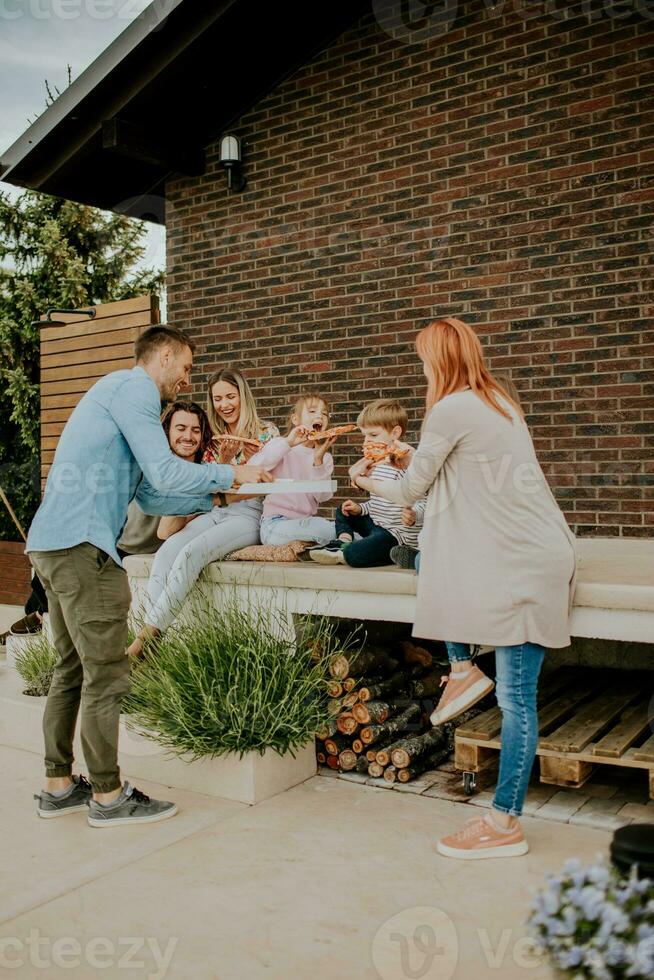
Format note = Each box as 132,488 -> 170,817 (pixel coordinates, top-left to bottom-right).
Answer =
0,190 -> 164,538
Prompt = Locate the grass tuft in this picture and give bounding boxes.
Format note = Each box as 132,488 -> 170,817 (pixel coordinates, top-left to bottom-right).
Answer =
124,593 -> 352,760
14,633 -> 59,697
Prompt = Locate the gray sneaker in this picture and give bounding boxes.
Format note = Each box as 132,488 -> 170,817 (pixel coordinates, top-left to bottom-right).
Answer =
390,545 -> 418,570
34,774 -> 92,819
87,781 -> 178,828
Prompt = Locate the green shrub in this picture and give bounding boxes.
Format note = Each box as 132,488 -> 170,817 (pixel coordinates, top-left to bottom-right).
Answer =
14,634 -> 59,696
124,594 -> 348,760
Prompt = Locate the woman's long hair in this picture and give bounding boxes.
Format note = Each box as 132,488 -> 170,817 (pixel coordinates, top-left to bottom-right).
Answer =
206,367 -> 264,441
416,317 -> 524,422
161,401 -> 213,462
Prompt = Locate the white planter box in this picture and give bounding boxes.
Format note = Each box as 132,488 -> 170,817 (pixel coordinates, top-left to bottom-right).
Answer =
0,671 -> 316,806
120,724 -> 316,804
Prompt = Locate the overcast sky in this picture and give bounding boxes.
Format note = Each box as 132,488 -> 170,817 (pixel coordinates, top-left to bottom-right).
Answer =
0,0 -> 165,277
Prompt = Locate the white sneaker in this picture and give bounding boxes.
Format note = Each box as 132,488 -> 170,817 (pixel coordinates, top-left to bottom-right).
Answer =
309,544 -> 347,565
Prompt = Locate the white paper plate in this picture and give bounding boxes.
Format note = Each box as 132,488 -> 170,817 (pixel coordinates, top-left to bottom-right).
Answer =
233,480 -> 337,495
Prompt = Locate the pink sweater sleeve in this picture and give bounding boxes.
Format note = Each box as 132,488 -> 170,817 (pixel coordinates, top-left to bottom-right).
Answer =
309,453 -> 335,503
248,436 -> 291,471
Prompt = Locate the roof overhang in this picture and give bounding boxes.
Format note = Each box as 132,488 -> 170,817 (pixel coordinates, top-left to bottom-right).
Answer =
1,0 -> 369,223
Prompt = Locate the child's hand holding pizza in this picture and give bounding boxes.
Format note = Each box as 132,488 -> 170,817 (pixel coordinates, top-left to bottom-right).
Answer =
286,425 -> 311,448
341,499 -> 363,517
390,441 -> 414,469
313,434 -> 336,466
349,456 -> 373,486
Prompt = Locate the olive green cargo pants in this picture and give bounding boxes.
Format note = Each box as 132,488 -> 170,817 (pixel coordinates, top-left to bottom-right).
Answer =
29,543 -> 132,793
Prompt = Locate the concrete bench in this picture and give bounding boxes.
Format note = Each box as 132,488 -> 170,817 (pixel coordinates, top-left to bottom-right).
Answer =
124,536 -> 654,645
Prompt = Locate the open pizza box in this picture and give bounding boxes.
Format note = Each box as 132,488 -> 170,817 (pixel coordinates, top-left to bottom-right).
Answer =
234,480 -> 337,495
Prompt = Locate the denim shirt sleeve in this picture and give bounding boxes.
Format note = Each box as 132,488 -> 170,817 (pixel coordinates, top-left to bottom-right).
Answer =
108,374 -> 235,501
134,479 -> 213,517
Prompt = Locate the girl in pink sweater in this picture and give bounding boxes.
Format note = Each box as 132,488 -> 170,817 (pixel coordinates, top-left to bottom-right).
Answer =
250,395 -> 337,546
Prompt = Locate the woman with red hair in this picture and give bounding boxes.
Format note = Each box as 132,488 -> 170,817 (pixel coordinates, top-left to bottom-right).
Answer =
350,317 -> 576,860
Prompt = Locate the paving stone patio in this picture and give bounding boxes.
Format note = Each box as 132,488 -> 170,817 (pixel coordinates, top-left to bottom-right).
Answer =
319,760 -> 654,832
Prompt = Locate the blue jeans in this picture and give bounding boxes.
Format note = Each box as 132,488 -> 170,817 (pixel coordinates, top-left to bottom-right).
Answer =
445,640 -> 545,816
334,509 -> 396,568
260,515 -> 335,546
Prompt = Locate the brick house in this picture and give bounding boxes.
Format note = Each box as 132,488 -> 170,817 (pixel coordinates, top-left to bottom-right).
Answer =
3,0 -> 653,537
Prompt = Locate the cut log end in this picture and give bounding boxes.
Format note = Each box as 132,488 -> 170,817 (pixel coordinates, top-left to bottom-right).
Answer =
352,700 -> 389,726
329,655 -> 349,680
324,733 -> 350,756
316,720 -> 338,741
392,749 -> 411,769
339,749 -> 358,771
336,713 -> 358,736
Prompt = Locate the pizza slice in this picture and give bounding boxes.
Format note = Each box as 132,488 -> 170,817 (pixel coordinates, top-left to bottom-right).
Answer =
303,423 -> 358,442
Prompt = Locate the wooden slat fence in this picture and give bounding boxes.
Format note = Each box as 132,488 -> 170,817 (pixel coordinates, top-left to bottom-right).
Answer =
40,294 -> 160,482
0,294 -> 159,607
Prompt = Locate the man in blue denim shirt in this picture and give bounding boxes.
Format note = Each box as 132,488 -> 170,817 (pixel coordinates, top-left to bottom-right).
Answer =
29,325 -> 271,827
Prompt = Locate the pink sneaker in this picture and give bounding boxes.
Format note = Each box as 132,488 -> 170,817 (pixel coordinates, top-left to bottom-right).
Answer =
437,815 -> 529,860
429,664 -> 494,726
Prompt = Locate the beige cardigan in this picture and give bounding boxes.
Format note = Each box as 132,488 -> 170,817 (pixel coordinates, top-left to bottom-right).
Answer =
369,390 -> 577,649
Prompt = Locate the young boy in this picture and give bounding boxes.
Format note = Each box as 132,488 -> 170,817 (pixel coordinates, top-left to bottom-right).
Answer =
309,399 -> 425,567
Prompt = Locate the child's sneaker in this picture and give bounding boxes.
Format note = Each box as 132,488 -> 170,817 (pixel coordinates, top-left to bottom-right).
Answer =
34,774 -> 92,818
429,664 -> 494,726
390,545 -> 418,569
309,541 -> 347,565
437,814 -> 528,860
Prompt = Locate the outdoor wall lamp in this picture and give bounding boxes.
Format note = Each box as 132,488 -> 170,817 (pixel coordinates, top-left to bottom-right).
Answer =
31,307 -> 96,329
219,134 -> 247,192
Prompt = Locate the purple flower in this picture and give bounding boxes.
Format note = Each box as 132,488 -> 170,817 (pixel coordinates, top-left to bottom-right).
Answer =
526,857 -> 654,978
558,944 -> 584,968
577,886 -> 605,922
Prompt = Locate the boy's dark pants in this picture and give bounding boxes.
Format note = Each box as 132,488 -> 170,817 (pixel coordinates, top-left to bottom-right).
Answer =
335,507 -> 396,567
29,543 -> 132,793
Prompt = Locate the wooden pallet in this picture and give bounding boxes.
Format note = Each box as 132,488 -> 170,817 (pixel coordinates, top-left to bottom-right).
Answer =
454,668 -> 654,799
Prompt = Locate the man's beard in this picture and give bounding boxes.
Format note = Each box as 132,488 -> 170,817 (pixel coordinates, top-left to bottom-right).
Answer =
175,445 -> 199,460
162,382 -> 179,402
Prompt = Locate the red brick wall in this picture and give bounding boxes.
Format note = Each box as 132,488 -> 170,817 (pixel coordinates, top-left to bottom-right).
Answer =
167,0 -> 654,536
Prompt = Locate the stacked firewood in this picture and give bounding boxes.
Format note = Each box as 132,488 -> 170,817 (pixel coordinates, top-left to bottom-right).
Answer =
316,638 -> 485,783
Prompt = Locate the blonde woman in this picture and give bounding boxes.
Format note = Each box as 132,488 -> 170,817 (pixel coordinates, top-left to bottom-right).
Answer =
350,318 -> 576,860
202,367 -> 278,466
127,368 -> 277,656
